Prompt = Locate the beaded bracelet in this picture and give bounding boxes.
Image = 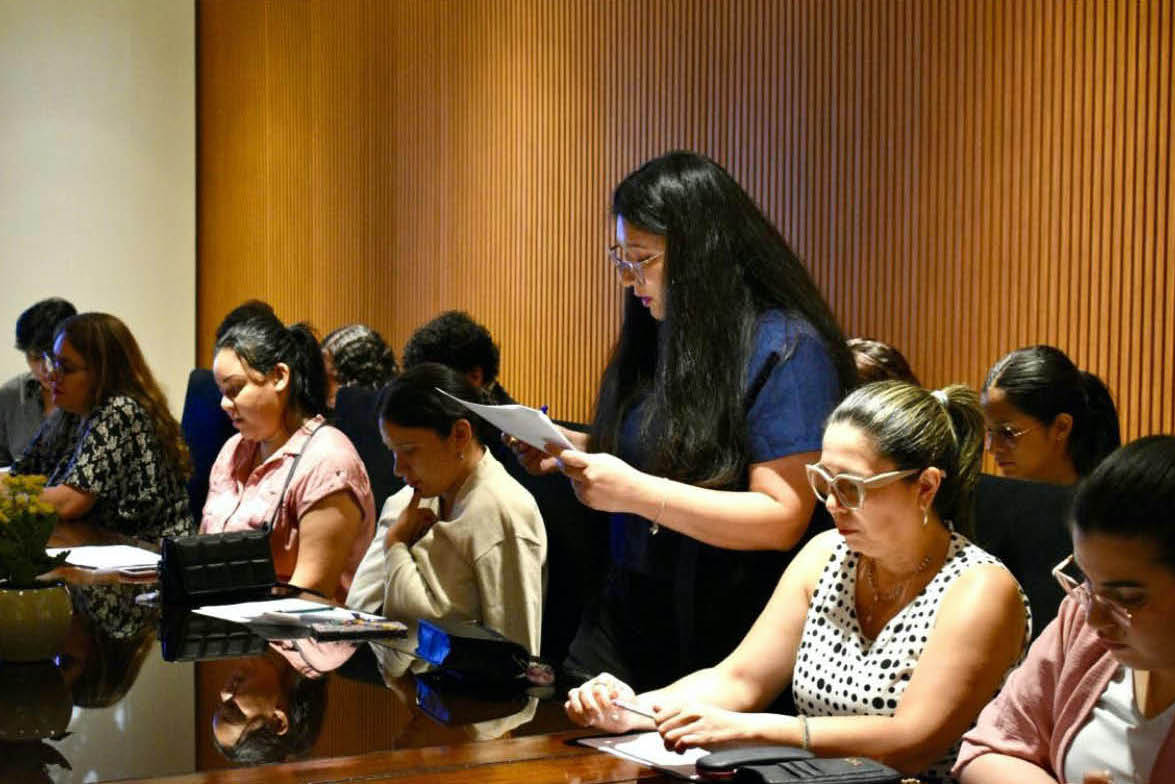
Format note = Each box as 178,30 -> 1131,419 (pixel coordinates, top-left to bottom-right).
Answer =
799,715 -> 810,750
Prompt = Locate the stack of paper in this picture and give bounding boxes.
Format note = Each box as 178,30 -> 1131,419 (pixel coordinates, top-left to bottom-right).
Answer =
46,545 -> 160,572
437,389 -> 575,451
193,597 -> 383,626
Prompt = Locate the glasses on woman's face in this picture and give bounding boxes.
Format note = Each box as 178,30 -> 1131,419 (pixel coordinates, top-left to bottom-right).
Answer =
1052,554 -> 1140,626
42,352 -> 87,377
804,464 -> 920,510
607,244 -> 665,285
984,422 -> 1041,449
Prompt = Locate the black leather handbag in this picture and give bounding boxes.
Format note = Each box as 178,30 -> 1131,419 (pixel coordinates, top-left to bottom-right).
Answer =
160,424 -> 324,606
159,527 -> 276,605
733,759 -> 902,784
697,746 -> 902,784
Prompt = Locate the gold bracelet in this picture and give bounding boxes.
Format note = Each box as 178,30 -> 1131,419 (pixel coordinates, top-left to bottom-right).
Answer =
649,481 -> 666,535
799,715 -> 810,750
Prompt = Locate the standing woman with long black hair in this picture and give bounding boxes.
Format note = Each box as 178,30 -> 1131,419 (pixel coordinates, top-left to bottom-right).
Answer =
509,151 -> 855,691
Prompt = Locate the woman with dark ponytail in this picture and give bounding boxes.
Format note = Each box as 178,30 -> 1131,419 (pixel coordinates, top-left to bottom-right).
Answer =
981,345 -> 1120,484
200,313 -> 376,601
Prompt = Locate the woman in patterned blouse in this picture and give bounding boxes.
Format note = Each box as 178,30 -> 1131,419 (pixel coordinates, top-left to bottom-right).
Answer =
13,312 -> 193,540
567,382 -> 1030,783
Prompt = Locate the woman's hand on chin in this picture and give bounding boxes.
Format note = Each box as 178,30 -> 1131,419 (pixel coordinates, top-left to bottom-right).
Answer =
653,703 -> 772,753
384,489 -> 437,548
556,450 -> 647,514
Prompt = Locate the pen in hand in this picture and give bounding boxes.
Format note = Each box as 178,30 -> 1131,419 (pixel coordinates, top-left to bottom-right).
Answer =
613,697 -> 656,721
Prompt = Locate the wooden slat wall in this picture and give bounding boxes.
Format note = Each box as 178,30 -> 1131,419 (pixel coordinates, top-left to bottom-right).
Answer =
197,0 -> 1174,439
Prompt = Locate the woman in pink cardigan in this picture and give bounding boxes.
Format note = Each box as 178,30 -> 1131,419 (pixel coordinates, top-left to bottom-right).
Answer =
955,435 -> 1175,784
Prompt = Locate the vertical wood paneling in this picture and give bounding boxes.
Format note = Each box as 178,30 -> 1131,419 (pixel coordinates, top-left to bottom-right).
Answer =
198,0 -> 1175,441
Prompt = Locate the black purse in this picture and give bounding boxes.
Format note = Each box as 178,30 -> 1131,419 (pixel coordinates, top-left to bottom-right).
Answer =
697,746 -> 902,784
732,759 -> 902,784
160,424 -> 324,606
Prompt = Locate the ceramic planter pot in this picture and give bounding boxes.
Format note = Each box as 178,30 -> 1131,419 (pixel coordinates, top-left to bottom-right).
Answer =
0,582 -> 73,662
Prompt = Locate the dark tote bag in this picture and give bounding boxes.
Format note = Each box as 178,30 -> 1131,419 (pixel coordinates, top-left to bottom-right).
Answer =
160,424 -> 324,606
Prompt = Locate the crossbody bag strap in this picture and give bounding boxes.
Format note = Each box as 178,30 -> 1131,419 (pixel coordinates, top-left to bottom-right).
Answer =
266,421 -> 327,532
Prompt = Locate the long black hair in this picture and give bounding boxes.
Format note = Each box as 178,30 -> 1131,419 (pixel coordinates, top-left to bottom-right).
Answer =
216,313 -> 327,417
1071,436 -> 1175,570
591,151 -> 856,488
983,345 -> 1120,476
379,362 -> 494,444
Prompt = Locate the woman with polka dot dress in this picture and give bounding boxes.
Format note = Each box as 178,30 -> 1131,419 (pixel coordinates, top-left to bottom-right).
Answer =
566,381 -> 1031,783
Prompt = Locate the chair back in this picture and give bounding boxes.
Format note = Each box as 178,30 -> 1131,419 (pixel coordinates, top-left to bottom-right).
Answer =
972,473 -> 1075,639
332,385 -> 404,510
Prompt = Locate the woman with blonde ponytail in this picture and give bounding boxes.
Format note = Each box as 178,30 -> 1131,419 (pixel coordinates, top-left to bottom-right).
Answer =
567,381 -> 1030,784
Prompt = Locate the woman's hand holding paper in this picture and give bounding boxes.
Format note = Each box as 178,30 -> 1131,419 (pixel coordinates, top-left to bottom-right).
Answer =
555,449 -> 649,514
503,424 -> 587,476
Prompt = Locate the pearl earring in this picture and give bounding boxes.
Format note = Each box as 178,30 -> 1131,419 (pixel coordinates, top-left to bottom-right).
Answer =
922,506 -> 930,527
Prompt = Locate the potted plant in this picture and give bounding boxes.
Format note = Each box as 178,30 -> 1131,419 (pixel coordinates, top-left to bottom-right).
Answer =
0,474 -> 72,662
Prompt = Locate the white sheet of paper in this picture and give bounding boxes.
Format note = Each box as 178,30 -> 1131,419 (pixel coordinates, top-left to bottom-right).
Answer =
436,389 -> 575,452
193,598 -> 385,626
578,731 -> 710,780
46,545 -> 160,570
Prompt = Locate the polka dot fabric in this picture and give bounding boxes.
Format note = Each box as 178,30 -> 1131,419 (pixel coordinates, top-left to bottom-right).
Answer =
792,532 -> 1031,783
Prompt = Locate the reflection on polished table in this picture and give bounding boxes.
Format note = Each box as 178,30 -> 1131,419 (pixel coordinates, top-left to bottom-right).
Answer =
119,730 -> 663,784
0,526 -> 671,784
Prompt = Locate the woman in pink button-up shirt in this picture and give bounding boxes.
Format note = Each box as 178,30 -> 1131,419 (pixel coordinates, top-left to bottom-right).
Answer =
200,313 -> 375,602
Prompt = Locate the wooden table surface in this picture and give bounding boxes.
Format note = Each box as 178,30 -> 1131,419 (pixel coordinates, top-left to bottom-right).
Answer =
118,730 -> 670,784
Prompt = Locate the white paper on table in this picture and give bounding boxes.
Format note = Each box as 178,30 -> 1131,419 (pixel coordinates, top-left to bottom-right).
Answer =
193,597 -> 385,626
436,389 -> 575,452
578,731 -> 710,780
46,545 -> 160,571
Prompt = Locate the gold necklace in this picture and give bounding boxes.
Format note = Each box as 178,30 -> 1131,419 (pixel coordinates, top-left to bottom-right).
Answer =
860,551 -> 935,627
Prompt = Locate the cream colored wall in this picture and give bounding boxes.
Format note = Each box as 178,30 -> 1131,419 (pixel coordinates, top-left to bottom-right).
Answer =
0,0 -> 195,414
